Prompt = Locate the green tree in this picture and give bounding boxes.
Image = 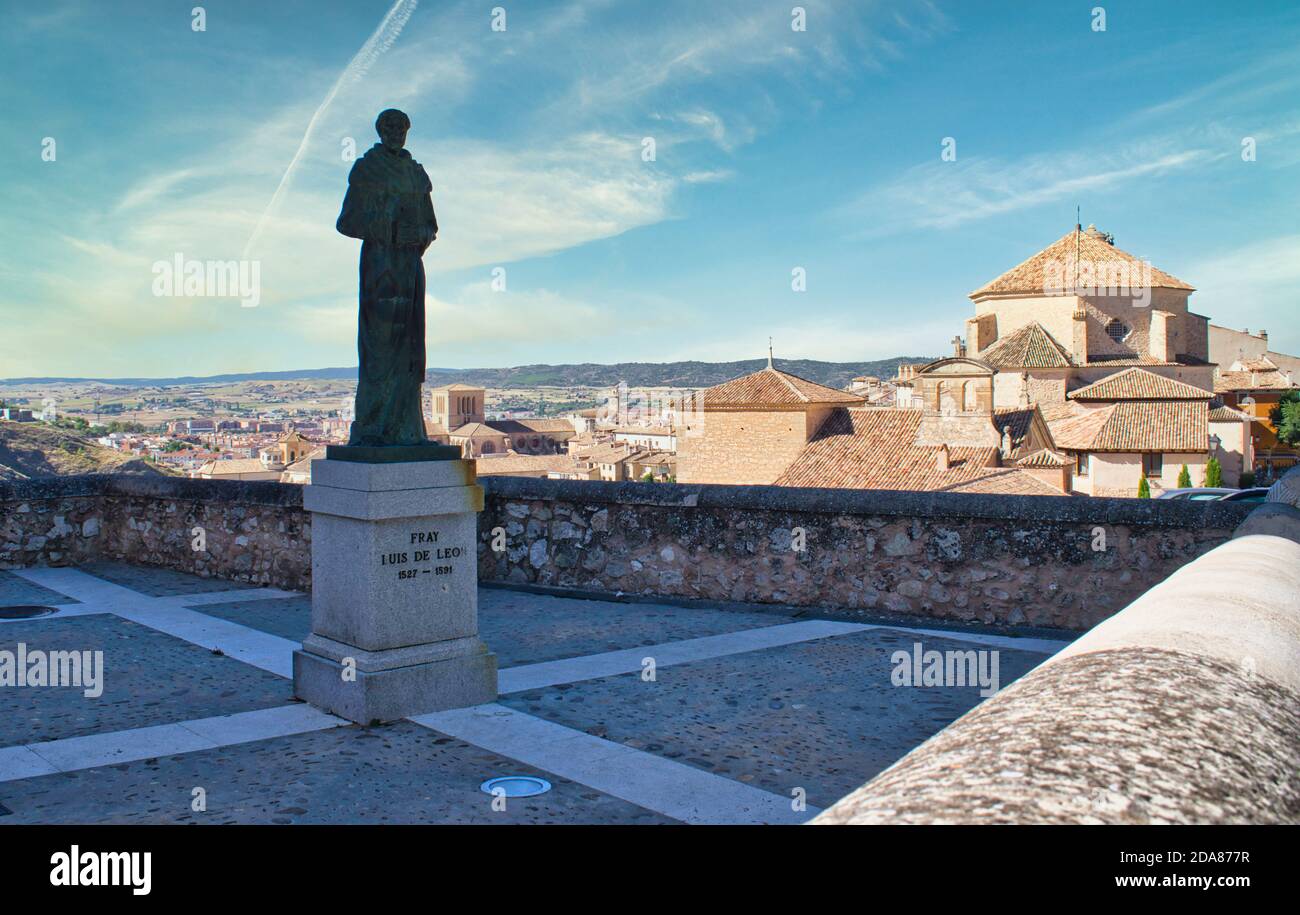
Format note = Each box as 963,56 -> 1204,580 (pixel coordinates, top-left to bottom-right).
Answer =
1137,476 -> 1151,499
1205,457 -> 1223,488
1177,464 -> 1192,487
1270,390 -> 1300,446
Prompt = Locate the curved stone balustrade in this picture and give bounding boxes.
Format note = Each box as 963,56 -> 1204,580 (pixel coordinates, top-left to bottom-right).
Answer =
813,485 -> 1300,824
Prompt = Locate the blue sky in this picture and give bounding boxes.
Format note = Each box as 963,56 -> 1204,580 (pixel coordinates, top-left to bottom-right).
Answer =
2,0 -> 1297,378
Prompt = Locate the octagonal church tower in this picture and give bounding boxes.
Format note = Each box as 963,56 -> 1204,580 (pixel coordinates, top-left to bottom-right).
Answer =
966,225 -> 1216,409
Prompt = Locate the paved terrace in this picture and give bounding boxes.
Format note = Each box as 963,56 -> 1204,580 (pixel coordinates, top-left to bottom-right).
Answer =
0,562 -> 1067,824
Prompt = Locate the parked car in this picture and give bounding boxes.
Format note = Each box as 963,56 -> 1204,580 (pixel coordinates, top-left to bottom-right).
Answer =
1218,488 -> 1271,503
1156,487 -> 1236,500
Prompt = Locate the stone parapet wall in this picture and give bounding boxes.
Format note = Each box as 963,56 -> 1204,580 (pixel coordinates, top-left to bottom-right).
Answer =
476,477 -> 1253,631
0,475 -> 310,590
2,474 -> 1254,631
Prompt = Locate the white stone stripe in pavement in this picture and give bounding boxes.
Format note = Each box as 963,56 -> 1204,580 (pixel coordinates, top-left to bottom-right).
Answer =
0,704 -> 346,782
11,566 -> 148,610
884,625 -> 1069,655
410,703 -> 816,825
11,568 -> 299,677
499,619 -> 872,693
160,587 -> 304,607
3,566 -> 1067,822
498,618 -> 1067,693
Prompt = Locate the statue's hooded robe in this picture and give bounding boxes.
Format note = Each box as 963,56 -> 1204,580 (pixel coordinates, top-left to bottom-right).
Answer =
336,142 -> 438,446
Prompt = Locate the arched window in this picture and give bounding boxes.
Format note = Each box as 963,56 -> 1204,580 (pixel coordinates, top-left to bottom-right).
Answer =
962,380 -> 977,412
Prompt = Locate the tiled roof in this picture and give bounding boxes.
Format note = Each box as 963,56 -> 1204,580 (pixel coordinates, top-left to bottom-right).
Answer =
579,443 -> 639,464
1016,449 -> 1072,468
979,322 -> 1074,368
429,383 -> 483,391
970,226 -> 1194,298
488,418 -> 577,435
475,454 -> 582,475
687,366 -> 865,409
1214,367 -> 1297,393
1043,403 -> 1115,450
941,469 -> 1065,496
449,422 -> 507,439
773,408 -> 1053,494
612,425 -> 674,436
1084,354 -> 1201,367
1093,402 -> 1207,451
1068,368 -> 1213,401
1046,401 -> 1207,452
1208,402 -> 1251,422
197,458 -> 270,475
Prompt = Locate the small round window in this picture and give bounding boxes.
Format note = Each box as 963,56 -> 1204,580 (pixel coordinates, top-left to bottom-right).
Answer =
1104,319 -> 1130,342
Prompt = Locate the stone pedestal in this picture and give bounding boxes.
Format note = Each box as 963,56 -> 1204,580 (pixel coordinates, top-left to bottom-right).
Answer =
293,458 -> 497,724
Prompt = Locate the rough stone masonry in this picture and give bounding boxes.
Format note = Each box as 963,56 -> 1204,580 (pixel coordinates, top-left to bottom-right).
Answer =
0,474 -> 1253,632
475,477 -> 1253,631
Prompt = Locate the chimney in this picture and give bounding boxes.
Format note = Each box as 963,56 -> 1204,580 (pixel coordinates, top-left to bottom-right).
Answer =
1071,302 -> 1088,364
1260,330 -> 1268,342
935,443 -> 950,472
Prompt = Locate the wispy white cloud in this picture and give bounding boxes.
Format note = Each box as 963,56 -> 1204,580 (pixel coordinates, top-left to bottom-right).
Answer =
243,0 -> 420,258
844,146 -> 1213,234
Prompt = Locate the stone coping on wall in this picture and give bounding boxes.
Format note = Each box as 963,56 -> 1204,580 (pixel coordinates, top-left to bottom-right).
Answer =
1,472 -> 1257,529
0,473 -> 305,508
812,528 -> 1300,824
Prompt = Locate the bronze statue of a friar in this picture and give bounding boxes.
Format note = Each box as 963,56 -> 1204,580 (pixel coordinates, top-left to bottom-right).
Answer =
335,109 -> 454,458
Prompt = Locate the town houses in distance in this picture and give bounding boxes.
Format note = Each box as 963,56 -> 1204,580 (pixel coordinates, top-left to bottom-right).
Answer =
677,224 -> 1297,498
82,223 -> 1294,500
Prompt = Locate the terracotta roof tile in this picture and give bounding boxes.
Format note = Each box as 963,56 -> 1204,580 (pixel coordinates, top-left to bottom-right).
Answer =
1015,449 -> 1072,468
941,469 -> 1065,496
1046,401 -> 1207,452
1068,368 -> 1213,401
970,226 -> 1193,298
1214,367 -> 1297,393
773,408 -> 1054,494
1208,402 -> 1251,422
979,322 -> 1074,369
475,454 -> 583,475
687,366 -> 864,409
488,418 -> 577,435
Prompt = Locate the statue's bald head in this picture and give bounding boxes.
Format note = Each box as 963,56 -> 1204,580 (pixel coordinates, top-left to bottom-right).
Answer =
375,109 -> 410,152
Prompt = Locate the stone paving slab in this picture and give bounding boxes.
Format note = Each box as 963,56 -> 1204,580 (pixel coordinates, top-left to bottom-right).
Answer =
184,595 -> 311,643
500,627 -> 1048,809
0,720 -> 673,824
185,588 -> 790,669
476,589 -> 787,667
0,615 -> 294,748
79,561 -> 257,598
0,570 -> 80,607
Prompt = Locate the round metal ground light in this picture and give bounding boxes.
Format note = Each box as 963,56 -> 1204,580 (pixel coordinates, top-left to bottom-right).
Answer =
480,776 -> 552,798
0,605 -> 59,620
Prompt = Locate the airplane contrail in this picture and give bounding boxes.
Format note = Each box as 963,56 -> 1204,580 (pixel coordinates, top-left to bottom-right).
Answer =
241,0 -> 419,262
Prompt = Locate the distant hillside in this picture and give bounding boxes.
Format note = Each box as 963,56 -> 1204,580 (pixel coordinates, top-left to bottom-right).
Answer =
3,357 -> 935,391
1,367 -> 358,386
0,423 -> 171,481
423,358 -> 930,390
